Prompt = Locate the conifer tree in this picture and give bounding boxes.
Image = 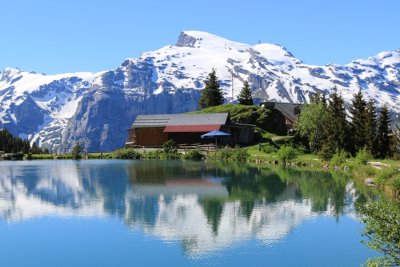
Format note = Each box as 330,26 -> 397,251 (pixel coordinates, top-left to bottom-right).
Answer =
199,69 -> 224,109
0,128 -> 37,154
350,90 -> 367,154
390,124 -> 400,159
238,81 -> 253,105
364,100 -> 378,157
376,105 -> 390,158
72,143 -> 82,160
325,90 -> 349,154
320,93 -> 327,109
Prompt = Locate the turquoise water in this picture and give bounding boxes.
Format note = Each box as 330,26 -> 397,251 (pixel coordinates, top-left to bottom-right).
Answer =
0,160 -> 377,266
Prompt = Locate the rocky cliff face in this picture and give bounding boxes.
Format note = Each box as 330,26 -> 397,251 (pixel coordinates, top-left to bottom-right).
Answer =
1,31 -> 400,152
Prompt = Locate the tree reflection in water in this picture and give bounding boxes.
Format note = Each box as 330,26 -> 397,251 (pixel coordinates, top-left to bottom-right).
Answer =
0,160 -> 376,257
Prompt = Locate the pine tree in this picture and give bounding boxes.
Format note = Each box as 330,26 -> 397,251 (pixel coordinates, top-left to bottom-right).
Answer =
0,128 -> 38,154
199,69 -> 224,109
350,90 -> 367,154
325,90 -> 349,155
72,143 -> 82,160
365,100 -> 378,157
238,81 -> 253,105
376,105 -> 390,158
390,124 -> 400,159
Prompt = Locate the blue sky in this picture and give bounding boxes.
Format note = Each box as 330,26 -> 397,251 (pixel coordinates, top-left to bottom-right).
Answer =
1,0 -> 399,74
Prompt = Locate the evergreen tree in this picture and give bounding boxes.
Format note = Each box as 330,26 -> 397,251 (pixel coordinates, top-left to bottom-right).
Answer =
325,90 -> 349,155
0,128 -> 38,154
350,90 -> 367,154
376,105 -> 391,158
238,81 -> 253,105
364,100 -> 378,157
199,69 -> 224,109
320,93 -> 327,109
390,124 -> 400,159
72,143 -> 82,160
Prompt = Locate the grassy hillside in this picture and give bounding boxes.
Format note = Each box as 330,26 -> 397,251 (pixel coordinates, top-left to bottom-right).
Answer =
189,104 -> 287,135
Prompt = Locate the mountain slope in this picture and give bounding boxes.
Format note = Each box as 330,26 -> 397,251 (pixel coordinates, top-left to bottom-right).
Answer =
1,31 -> 400,152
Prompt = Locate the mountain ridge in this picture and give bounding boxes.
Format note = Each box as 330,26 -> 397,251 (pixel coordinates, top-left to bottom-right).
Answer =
1,31 -> 399,152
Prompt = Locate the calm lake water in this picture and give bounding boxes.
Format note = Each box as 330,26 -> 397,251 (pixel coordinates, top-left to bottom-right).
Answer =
0,160 -> 378,266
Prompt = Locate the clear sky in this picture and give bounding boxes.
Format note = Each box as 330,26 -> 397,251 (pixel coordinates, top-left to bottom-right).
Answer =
1,0 -> 399,74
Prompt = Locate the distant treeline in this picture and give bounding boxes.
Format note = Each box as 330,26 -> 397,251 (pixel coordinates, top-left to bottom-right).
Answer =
0,128 -> 47,154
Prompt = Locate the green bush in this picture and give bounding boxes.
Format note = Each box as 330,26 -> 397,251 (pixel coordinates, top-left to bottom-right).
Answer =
374,168 -> 399,185
219,147 -> 232,160
319,144 -> 333,161
258,143 -> 277,154
355,148 -> 372,165
277,145 -> 298,162
216,147 -> 249,162
330,149 -> 348,166
113,148 -> 141,159
183,149 -> 204,161
144,150 -> 162,159
390,176 -> 400,190
232,147 -> 249,162
162,140 -> 180,159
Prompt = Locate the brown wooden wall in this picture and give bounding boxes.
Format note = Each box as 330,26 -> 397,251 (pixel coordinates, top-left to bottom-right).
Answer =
129,127 -> 168,146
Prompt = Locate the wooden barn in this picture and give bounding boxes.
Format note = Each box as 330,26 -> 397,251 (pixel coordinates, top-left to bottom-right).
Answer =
125,113 -> 255,148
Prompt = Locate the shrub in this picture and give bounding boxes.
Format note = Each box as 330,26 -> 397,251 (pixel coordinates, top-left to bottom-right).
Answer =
183,149 -> 204,161
259,143 -> 277,154
319,144 -> 333,161
351,165 -> 377,181
219,147 -> 232,160
330,149 -> 348,167
390,176 -> 400,190
277,145 -> 298,162
374,168 -> 399,185
162,140 -> 180,159
355,148 -> 372,165
144,150 -> 161,159
113,148 -> 141,159
232,147 -> 249,162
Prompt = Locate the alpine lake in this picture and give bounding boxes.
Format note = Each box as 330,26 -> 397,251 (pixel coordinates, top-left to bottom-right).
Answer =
0,160 -> 380,267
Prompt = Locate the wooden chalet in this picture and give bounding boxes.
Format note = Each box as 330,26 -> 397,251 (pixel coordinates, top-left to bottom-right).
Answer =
125,113 -> 255,147
260,102 -> 303,129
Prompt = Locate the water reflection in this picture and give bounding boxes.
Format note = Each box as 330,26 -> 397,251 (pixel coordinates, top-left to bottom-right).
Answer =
0,160 -> 367,256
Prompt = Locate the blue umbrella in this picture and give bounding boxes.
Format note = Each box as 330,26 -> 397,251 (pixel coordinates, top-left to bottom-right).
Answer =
201,130 -> 231,138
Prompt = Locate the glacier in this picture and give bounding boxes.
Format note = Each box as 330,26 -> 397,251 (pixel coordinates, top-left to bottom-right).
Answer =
1,31 -> 399,152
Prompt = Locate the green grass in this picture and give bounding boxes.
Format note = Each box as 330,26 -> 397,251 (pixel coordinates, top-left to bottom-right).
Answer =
189,104 -> 287,135
30,154 -> 54,160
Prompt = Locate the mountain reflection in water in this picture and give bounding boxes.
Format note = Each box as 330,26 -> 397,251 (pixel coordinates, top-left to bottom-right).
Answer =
0,160 -> 364,256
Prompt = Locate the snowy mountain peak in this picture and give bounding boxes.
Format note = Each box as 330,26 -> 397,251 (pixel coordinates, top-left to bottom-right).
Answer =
176,31 -> 249,49
1,31 -> 400,152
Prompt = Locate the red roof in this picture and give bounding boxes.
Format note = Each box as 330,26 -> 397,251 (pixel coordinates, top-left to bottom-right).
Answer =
163,124 -> 221,133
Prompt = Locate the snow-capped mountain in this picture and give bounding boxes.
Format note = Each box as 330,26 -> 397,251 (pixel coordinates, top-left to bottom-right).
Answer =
1,31 -> 400,152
